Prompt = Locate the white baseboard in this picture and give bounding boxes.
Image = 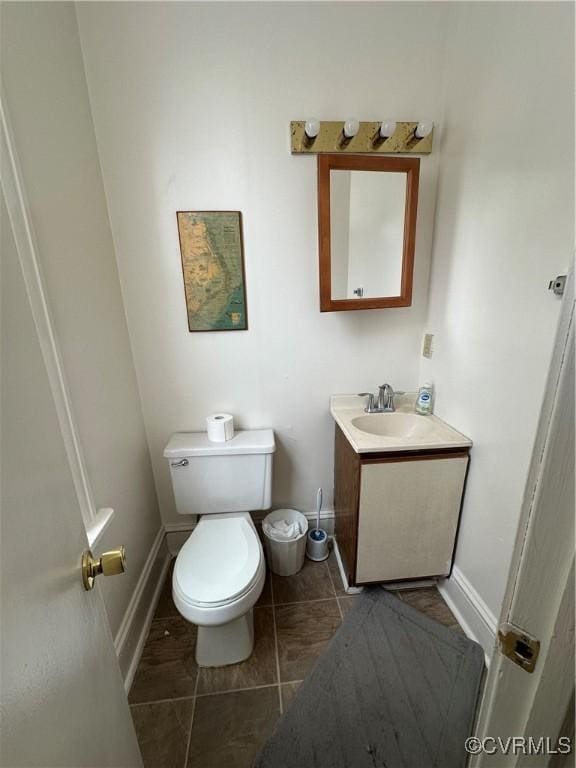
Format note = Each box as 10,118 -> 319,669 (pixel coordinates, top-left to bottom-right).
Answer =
438,565 -> 498,665
331,538 -> 364,594
165,509 -> 336,554
163,519 -> 197,533
305,508 -> 335,535
114,527 -> 171,691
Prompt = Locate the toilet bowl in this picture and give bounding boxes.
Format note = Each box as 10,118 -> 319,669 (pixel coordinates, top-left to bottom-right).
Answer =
172,513 -> 265,666
164,429 -> 275,667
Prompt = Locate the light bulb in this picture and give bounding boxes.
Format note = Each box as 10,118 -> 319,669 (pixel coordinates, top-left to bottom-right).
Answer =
304,118 -> 320,139
415,120 -> 434,139
343,118 -> 360,139
379,120 -> 397,139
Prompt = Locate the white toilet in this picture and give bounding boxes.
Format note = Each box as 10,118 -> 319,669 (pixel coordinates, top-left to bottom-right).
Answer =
164,429 -> 275,667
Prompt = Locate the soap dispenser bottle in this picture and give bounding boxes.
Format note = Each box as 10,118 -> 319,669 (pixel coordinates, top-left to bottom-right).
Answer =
416,381 -> 434,415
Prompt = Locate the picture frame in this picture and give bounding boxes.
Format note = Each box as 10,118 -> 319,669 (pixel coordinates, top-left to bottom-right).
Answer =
176,210 -> 248,332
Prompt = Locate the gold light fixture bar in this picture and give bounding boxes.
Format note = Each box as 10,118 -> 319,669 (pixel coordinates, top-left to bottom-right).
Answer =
290,121 -> 433,155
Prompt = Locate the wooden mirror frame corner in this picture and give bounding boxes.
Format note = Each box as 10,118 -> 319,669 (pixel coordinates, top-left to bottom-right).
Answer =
317,154 -> 420,312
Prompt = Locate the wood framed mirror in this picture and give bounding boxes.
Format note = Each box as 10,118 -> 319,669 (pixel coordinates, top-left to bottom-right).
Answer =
318,154 -> 419,311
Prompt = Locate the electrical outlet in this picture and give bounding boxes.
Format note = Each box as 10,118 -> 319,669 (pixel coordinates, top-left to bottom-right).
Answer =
422,333 -> 434,359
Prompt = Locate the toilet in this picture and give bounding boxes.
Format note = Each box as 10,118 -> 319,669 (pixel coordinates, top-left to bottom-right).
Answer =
164,429 -> 275,667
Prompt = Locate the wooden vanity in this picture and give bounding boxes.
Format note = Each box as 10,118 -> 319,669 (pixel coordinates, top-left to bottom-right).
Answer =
334,424 -> 470,586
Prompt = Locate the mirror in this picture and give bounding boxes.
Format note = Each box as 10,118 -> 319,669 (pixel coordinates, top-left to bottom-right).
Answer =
318,154 -> 419,311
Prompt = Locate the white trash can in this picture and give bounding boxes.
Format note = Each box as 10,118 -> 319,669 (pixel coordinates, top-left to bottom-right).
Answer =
262,509 -> 308,577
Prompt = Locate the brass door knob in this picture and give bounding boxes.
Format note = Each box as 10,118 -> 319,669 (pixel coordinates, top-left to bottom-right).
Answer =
82,546 -> 126,591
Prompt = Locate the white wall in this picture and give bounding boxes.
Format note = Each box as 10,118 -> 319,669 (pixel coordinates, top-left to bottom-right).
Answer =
76,1 -> 449,527
422,2 -> 574,623
1,2 -> 162,637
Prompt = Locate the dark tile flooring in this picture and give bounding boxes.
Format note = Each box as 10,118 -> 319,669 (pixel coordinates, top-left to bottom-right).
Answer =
129,550 -> 463,768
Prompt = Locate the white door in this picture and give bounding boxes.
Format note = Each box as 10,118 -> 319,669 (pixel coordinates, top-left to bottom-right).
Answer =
472,269 -> 575,766
0,190 -> 142,766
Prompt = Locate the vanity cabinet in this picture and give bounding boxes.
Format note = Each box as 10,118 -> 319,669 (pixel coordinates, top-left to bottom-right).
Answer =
334,425 -> 469,586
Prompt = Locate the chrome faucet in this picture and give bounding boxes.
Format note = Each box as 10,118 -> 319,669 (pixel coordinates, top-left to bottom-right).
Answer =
377,383 -> 395,412
358,383 -> 396,413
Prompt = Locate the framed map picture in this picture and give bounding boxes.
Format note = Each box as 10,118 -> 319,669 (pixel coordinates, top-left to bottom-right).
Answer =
176,211 -> 248,332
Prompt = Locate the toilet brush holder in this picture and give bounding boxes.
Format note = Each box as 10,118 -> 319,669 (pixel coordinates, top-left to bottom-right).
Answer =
306,528 -> 329,562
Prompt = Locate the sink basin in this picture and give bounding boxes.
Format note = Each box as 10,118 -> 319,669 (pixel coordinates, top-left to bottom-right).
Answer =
351,412 -> 435,439
329,394 -> 472,454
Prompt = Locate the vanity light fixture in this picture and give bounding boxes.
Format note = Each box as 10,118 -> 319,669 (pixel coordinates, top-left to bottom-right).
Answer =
290,120 -> 434,154
415,120 -> 434,139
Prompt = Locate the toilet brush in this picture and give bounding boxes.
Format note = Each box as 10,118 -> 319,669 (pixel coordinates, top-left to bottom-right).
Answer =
306,488 -> 329,561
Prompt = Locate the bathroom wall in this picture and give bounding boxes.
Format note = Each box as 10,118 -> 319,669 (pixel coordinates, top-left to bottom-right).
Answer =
76,1 -> 449,527
421,2 -> 574,630
1,3 -> 163,639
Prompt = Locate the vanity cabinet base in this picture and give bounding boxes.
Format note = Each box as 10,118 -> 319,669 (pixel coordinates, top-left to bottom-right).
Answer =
334,425 -> 469,587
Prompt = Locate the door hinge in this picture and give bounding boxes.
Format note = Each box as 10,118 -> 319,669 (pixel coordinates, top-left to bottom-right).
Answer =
548,275 -> 567,296
498,623 -> 540,673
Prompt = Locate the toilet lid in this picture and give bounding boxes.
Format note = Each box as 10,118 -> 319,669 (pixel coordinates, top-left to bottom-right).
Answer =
174,516 -> 262,606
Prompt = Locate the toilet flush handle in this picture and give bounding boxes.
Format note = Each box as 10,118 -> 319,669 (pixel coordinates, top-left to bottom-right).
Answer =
170,459 -> 189,467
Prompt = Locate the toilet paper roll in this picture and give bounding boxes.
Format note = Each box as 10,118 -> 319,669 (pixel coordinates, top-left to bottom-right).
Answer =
206,413 -> 234,442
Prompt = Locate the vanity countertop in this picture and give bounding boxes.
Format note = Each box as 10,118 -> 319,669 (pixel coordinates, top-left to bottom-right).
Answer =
330,394 -> 472,454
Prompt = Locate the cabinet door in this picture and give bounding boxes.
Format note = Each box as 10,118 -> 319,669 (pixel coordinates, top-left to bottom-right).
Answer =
356,456 -> 468,583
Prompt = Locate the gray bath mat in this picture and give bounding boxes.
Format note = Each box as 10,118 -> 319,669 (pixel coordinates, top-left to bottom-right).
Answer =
255,588 -> 484,768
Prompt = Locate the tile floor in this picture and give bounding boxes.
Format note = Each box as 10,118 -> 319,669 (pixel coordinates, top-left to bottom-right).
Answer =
129,550 -> 463,768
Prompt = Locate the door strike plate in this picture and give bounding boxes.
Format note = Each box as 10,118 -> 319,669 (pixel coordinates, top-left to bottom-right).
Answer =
548,275 -> 567,296
498,623 -> 540,673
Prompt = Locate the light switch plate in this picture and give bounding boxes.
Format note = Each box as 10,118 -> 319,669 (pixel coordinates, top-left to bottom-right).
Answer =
422,333 -> 434,358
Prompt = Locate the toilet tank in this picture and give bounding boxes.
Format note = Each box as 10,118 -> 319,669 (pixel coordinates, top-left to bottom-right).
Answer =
164,429 -> 275,515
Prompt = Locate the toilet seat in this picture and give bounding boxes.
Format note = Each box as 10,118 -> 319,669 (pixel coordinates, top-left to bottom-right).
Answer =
173,514 -> 263,609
